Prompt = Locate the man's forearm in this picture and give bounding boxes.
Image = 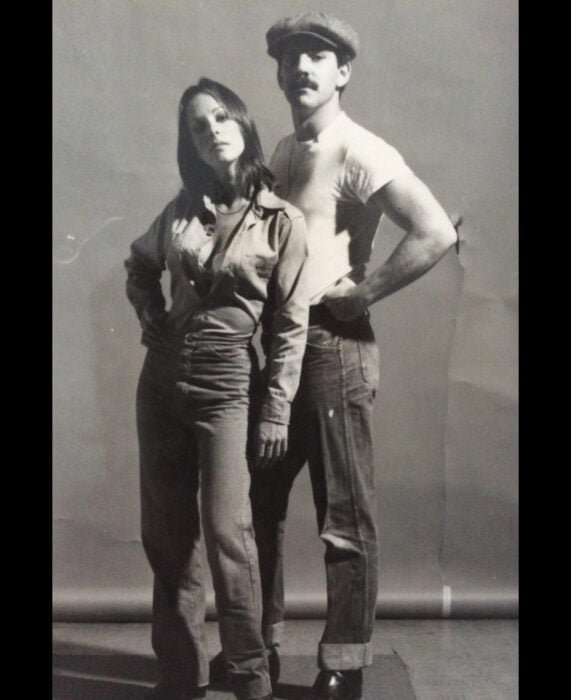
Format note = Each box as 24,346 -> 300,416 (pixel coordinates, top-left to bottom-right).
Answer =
358,224 -> 457,306
323,173 -> 461,321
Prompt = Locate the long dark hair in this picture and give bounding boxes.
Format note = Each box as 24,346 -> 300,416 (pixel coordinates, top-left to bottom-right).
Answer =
177,78 -> 274,204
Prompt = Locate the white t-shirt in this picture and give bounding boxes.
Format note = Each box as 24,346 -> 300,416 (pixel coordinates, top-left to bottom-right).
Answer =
270,111 -> 412,303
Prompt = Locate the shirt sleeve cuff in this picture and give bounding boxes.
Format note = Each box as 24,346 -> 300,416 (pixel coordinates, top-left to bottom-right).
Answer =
259,397 -> 291,425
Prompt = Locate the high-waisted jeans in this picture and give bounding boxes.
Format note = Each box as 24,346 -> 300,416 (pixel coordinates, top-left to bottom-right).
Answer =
137,339 -> 271,699
250,311 -> 380,671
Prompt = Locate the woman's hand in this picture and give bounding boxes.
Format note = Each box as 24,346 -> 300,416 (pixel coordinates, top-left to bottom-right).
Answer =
139,308 -> 168,345
253,420 -> 288,470
140,307 -> 168,332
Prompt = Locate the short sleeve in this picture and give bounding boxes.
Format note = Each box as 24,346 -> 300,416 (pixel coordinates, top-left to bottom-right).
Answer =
344,130 -> 413,204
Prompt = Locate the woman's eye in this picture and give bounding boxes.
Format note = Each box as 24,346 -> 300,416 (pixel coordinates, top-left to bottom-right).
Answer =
215,113 -> 229,123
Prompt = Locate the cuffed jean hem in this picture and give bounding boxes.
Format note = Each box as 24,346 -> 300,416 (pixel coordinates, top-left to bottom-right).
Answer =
318,643 -> 373,670
235,678 -> 273,700
263,621 -> 285,648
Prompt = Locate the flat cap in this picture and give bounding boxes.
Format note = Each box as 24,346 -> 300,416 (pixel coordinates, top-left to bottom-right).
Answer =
266,12 -> 359,61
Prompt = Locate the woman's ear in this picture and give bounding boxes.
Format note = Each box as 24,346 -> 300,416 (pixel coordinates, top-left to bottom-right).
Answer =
277,63 -> 286,91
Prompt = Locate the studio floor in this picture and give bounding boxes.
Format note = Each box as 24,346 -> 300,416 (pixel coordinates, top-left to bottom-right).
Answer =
53,619 -> 518,699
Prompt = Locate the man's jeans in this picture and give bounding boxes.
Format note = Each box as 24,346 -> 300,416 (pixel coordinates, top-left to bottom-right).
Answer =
251,309 -> 380,670
137,341 -> 271,699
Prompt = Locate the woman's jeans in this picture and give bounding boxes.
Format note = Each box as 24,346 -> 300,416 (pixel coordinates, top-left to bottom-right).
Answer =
250,312 -> 380,671
137,340 -> 271,699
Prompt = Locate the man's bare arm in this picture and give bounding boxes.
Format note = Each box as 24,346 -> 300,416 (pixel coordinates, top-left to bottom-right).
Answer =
324,171 -> 460,321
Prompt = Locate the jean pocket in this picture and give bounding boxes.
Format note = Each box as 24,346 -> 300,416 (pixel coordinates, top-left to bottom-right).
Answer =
357,338 -> 379,390
306,326 -> 340,350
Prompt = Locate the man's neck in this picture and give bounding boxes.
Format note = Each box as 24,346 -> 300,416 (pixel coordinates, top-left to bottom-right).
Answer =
291,99 -> 342,141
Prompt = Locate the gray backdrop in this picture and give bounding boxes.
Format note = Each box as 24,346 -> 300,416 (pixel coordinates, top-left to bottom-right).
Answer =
53,0 -> 518,620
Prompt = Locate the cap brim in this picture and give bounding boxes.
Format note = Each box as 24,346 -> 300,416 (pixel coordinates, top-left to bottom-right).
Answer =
268,31 -> 342,58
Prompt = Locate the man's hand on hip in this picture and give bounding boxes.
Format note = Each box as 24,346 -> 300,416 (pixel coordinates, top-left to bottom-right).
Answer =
323,278 -> 368,322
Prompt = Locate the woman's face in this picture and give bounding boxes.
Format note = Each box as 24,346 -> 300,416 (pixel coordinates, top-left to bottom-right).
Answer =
185,93 -> 245,176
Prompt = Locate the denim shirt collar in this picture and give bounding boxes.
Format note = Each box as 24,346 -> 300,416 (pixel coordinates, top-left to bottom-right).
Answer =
200,187 -> 286,223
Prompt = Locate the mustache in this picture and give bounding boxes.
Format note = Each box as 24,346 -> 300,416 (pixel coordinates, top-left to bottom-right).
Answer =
287,77 -> 318,91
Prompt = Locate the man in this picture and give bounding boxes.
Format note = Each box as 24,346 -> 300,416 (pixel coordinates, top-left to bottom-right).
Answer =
249,12 -> 459,700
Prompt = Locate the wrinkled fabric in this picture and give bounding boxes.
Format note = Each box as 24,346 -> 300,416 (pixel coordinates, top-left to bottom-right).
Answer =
126,188 -> 309,425
251,309 -> 380,669
139,344 -> 272,699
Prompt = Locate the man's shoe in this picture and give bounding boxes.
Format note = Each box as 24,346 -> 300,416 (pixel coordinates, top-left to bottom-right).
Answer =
311,669 -> 363,699
209,647 -> 280,687
149,683 -> 206,699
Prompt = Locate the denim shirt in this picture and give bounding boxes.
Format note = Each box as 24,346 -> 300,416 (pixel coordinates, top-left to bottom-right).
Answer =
125,188 -> 309,425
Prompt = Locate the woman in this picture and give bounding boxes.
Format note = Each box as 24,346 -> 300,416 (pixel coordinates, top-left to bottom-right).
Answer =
125,78 -> 309,700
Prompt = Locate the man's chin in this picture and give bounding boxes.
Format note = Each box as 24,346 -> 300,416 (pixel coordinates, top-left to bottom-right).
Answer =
287,92 -> 316,109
